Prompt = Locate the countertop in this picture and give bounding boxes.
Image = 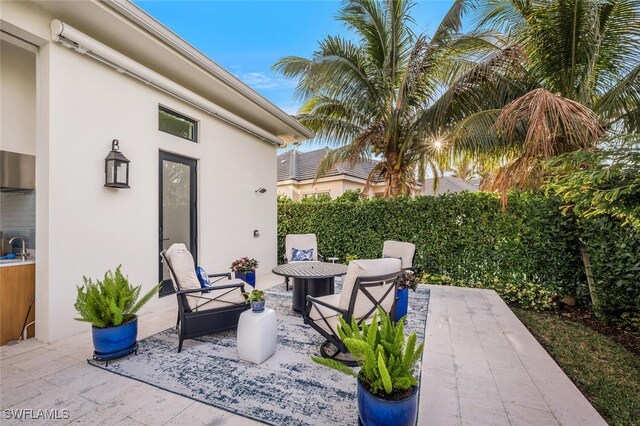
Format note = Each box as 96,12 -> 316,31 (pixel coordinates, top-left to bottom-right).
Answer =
0,258 -> 35,268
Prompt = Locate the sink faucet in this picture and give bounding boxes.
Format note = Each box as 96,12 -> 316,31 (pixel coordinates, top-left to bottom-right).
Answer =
8,237 -> 30,260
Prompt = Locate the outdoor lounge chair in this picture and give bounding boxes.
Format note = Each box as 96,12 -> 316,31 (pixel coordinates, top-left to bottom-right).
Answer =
283,233 -> 324,291
305,258 -> 402,364
382,240 -> 416,271
161,243 -> 249,352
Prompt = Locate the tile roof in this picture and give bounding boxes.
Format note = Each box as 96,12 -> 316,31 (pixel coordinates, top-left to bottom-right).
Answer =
277,148 -> 382,182
422,176 -> 478,195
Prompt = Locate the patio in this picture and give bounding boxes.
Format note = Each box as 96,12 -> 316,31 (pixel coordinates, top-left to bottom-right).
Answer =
0,277 -> 605,425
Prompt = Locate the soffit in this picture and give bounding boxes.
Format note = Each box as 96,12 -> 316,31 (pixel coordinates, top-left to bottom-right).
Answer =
33,0 -> 311,140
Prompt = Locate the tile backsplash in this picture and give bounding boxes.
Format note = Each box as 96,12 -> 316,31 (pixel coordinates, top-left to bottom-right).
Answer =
0,191 -> 36,249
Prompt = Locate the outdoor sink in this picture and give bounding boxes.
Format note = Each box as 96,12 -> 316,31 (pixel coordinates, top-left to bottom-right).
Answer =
0,258 -> 33,265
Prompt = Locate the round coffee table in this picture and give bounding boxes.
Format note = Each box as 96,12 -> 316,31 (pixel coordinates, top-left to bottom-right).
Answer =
272,261 -> 348,313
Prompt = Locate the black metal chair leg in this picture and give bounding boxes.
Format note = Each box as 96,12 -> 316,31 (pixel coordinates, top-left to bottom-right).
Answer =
320,341 -> 358,367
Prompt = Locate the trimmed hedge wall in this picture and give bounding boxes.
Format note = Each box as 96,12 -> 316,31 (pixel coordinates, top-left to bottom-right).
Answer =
277,192 -> 640,329
278,192 -> 584,298
580,217 -> 640,330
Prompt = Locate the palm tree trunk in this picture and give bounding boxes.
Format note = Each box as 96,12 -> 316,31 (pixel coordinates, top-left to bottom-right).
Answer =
388,170 -> 402,197
580,243 -> 599,308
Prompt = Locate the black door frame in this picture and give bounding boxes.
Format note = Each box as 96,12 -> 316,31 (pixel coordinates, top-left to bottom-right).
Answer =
158,151 -> 197,296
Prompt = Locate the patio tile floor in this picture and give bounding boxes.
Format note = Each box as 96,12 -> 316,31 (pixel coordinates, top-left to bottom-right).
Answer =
420,285 -> 606,425
1,277 -> 605,425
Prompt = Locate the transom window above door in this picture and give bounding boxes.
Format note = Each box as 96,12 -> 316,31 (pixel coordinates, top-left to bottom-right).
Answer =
159,105 -> 198,142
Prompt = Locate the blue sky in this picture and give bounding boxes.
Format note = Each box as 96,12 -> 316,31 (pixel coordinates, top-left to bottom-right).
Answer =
135,0 -> 456,116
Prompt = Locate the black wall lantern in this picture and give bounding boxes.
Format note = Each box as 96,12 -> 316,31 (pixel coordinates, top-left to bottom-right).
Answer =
104,139 -> 130,188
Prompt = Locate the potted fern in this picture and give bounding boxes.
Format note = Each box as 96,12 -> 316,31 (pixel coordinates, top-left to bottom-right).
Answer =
312,308 -> 423,426
74,266 -> 160,361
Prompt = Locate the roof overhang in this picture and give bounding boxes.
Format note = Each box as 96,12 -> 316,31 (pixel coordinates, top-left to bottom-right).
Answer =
31,0 -> 314,144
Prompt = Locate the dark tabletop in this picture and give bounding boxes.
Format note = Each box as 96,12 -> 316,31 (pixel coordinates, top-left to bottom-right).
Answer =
272,261 -> 348,279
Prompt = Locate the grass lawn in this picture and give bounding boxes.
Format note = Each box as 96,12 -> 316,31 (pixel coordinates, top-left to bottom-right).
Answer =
512,308 -> 640,425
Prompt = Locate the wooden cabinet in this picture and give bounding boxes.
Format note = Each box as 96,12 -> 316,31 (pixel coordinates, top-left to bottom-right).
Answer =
0,264 -> 35,345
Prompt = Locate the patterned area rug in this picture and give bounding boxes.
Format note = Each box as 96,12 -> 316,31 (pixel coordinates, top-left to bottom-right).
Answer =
88,287 -> 430,426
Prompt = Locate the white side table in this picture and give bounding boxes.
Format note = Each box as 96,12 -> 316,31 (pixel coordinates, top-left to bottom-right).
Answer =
237,308 -> 277,364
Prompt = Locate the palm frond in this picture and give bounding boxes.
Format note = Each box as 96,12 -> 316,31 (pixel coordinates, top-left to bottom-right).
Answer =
495,87 -> 604,159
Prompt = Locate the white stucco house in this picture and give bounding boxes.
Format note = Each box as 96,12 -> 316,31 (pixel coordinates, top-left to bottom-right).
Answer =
277,147 -> 423,200
0,0 -> 313,343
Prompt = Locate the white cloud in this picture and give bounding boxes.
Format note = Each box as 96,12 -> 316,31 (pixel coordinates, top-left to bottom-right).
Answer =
236,71 -> 298,90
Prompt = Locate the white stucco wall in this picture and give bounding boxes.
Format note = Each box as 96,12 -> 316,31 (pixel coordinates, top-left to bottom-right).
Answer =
277,177 -> 387,200
2,2 -> 278,342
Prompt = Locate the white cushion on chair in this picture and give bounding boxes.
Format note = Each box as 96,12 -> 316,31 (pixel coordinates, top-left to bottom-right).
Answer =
285,234 -> 318,262
338,258 -> 401,320
383,241 -> 416,269
165,244 -> 200,293
307,294 -> 341,335
165,243 -> 245,311
307,294 -> 341,321
194,278 -> 247,312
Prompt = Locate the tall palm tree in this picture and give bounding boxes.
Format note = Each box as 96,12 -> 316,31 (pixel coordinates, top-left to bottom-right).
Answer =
273,0 -> 480,196
447,0 -> 640,197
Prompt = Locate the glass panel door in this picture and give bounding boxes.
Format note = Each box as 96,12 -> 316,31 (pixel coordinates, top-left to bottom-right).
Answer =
159,151 -> 197,296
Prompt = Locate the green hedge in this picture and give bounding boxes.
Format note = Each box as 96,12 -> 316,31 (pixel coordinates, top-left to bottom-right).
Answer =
277,192 -> 640,330
278,192 -> 585,300
580,216 -> 640,330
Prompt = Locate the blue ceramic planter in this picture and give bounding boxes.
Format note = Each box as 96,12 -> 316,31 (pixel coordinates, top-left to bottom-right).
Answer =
251,300 -> 265,312
357,379 -> 419,426
92,316 -> 138,358
395,288 -> 409,320
236,271 -> 256,287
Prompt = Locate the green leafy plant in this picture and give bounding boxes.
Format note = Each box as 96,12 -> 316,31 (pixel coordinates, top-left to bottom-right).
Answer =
230,257 -> 259,274
74,266 -> 160,328
311,308 -> 424,399
279,192 -> 584,301
398,271 -> 419,292
545,136 -> 640,229
344,254 -> 358,263
243,289 -> 265,303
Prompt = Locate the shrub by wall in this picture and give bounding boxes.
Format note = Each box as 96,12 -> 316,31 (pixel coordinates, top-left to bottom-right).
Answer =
278,192 -> 586,307
580,216 -> 640,330
278,192 -> 640,329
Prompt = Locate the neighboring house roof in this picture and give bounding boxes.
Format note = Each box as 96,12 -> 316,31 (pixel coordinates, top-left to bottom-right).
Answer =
422,176 -> 478,195
277,148 -> 382,182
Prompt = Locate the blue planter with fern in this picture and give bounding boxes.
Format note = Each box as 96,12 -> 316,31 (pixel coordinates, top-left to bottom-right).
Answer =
92,316 -> 138,358
74,266 -> 160,363
357,379 -> 418,426
311,308 -> 424,426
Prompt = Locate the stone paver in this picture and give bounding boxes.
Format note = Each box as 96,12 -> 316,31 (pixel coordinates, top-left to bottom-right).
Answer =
1,278 -> 606,425
418,285 -> 606,426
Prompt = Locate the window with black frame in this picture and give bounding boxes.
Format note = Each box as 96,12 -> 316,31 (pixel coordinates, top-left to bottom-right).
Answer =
158,106 -> 198,142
